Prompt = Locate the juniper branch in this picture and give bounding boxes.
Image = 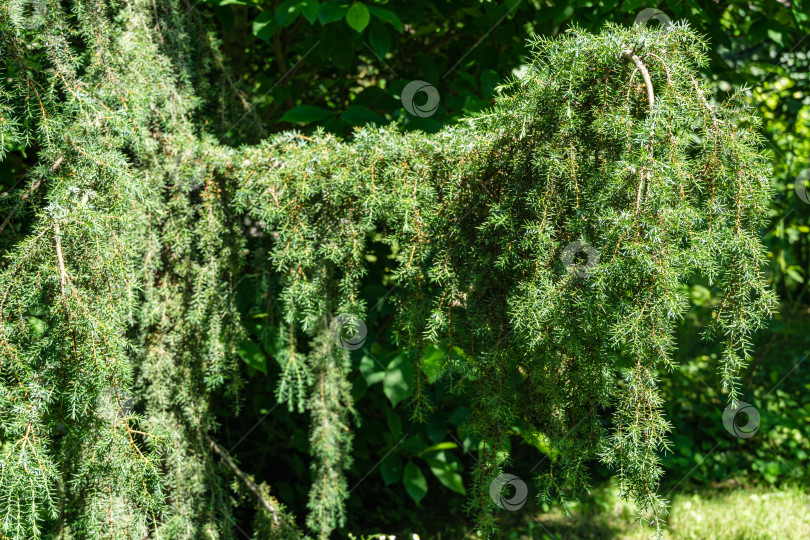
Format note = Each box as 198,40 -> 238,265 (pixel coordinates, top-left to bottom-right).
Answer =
623,49 -> 655,109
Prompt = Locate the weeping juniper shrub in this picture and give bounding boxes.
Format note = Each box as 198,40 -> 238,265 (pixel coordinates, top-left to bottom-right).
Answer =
0,1 -> 774,538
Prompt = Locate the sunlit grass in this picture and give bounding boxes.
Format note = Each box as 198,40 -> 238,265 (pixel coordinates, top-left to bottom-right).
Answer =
665,488 -> 810,540
484,483 -> 810,539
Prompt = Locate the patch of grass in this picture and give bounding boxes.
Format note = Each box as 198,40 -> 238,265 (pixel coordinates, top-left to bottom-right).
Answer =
666,489 -> 810,540
478,483 -> 810,539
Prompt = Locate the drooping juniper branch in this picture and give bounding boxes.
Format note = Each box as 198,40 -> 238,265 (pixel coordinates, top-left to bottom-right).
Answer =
230,30 -> 774,538
623,48 -> 655,109
207,436 -> 286,529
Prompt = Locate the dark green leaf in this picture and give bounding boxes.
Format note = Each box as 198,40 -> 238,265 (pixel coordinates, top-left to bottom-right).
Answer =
383,353 -> 414,407
380,454 -> 403,486
424,451 -> 465,495
341,105 -> 385,126
237,340 -> 267,375
447,407 -> 470,426
346,3 -> 370,32
318,0 -> 348,24
767,26 -> 785,47
299,0 -> 320,24
551,3 -> 575,25
384,407 -> 403,439
276,0 -> 300,28
420,345 -> 444,383
369,22 -> 391,59
252,12 -> 277,42
403,460 -> 428,503
359,354 -> 386,385
367,5 -> 403,32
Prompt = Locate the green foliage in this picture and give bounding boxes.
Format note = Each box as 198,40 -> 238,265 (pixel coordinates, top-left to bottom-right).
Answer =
659,294 -> 810,490
403,461 -> 428,504
0,0 -> 257,537
223,20 -> 775,537
0,2 -> 787,540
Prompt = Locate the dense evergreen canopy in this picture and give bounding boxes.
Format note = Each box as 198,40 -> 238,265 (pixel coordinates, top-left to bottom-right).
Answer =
0,1 -> 774,538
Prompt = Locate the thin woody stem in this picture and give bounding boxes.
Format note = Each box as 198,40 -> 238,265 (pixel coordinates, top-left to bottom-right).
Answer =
623,49 -> 655,110
54,222 -> 68,297
207,436 -> 284,528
